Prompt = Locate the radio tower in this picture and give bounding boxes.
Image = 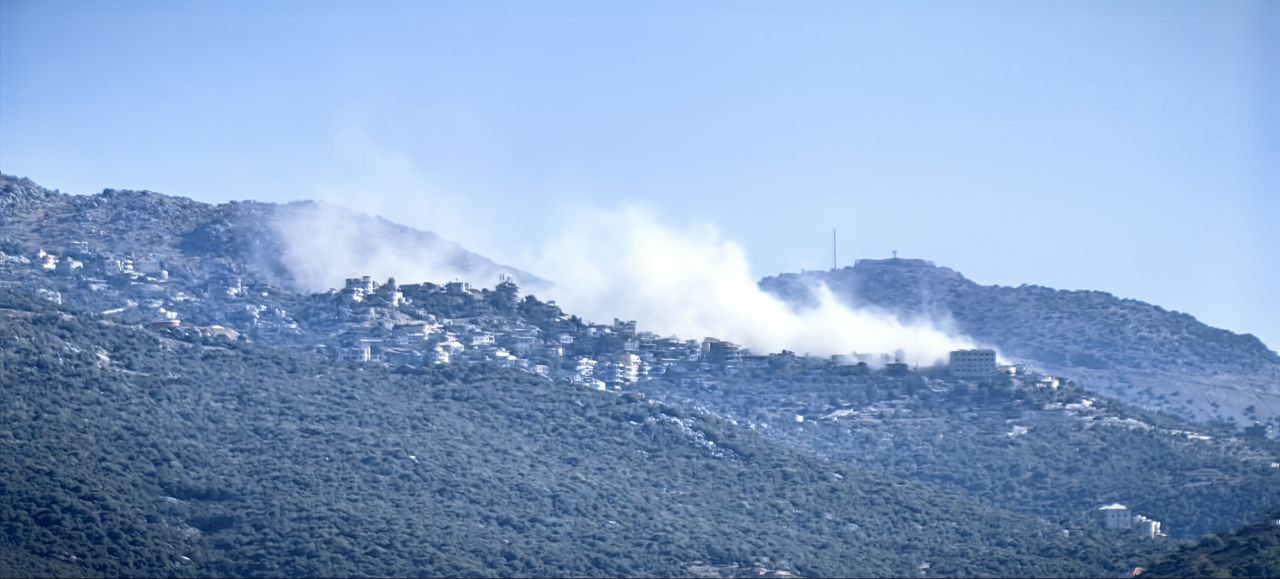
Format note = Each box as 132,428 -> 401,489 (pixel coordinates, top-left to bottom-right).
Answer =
832,228 -> 837,270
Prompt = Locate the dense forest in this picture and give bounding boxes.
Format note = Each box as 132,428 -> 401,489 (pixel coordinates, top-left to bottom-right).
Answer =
1142,522 -> 1280,578
636,371 -> 1280,538
0,289 -> 1170,577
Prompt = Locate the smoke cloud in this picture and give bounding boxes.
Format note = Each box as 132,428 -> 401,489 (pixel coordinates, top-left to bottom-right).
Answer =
274,130 -> 976,364
273,201 -> 539,293
523,206 -> 975,365
274,198 -> 976,365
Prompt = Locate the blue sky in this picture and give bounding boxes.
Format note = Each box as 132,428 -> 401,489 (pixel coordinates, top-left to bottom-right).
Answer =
1,0 -> 1276,348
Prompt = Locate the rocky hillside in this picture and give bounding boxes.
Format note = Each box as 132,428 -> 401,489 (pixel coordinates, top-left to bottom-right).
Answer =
0,174 -> 543,293
760,258 -> 1280,425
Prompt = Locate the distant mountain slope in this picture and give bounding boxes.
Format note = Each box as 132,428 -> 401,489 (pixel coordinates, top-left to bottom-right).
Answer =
635,366 -> 1280,540
0,290 -> 1166,577
759,259 -> 1280,424
0,174 -> 544,292
1142,522 -> 1280,578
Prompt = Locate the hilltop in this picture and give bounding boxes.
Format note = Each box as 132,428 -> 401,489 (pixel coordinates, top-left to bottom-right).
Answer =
0,174 -> 544,293
760,258 -> 1280,425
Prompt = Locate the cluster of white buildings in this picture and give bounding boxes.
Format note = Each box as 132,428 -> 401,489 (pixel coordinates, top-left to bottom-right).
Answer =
14,245 -> 1091,406
318,276 -> 837,389
1097,504 -> 1167,540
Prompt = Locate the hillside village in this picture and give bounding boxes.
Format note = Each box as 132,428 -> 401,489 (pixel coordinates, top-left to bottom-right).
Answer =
6,174 -> 1277,427
0,239 -> 1074,395
4,177 -> 1280,550
6,239 -> 1280,539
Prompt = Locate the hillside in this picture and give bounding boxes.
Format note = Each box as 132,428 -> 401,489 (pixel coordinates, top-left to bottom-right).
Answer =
1142,522 -> 1280,578
0,290 -> 1167,577
634,367 -> 1280,540
0,174 -> 544,293
759,259 -> 1280,425
6,174 -> 1280,575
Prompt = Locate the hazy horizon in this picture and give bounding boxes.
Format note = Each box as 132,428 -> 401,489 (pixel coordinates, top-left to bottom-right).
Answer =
2,0 -> 1276,348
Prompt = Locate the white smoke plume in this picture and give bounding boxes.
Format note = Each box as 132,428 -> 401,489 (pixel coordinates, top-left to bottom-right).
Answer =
524,206 -> 975,365
273,161 -> 976,365
280,132 -> 972,363
273,201 -> 534,293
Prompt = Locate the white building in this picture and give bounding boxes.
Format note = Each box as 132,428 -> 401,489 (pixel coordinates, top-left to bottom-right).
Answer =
1133,515 -> 1165,540
390,321 -> 436,345
613,318 -> 637,337
1097,504 -> 1166,539
950,349 -> 997,378
342,341 -> 373,363
432,334 -> 465,355
344,276 -> 377,294
613,353 -> 641,384
1099,504 -> 1132,529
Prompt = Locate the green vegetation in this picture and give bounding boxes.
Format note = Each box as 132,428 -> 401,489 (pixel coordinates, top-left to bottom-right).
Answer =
1,290 -> 1167,577
639,371 -> 1280,539
759,261 -> 1280,426
1143,523 -> 1280,578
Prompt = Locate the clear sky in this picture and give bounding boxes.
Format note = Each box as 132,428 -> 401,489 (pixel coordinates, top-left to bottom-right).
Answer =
1,0 -> 1276,348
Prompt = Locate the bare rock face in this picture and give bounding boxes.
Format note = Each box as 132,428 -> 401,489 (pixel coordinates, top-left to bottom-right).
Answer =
761,259 -> 1280,424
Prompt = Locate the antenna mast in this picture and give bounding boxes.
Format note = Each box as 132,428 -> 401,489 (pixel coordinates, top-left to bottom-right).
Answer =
832,228 -> 837,270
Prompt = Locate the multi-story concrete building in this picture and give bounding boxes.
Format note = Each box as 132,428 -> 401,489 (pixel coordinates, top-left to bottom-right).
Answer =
950,348 -> 997,378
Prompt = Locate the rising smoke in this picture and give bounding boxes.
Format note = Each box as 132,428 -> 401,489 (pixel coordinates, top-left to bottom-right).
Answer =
523,206 -> 974,365
273,201 -> 535,294
274,129 -> 975,364
274,200 -> 976,365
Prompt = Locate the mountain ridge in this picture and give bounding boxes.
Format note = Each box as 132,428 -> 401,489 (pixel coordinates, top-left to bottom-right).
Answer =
760,260 -> 1280,424
5,172 -> 1276,426
4,174 -> 1280,576
0,173 -> 545,293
